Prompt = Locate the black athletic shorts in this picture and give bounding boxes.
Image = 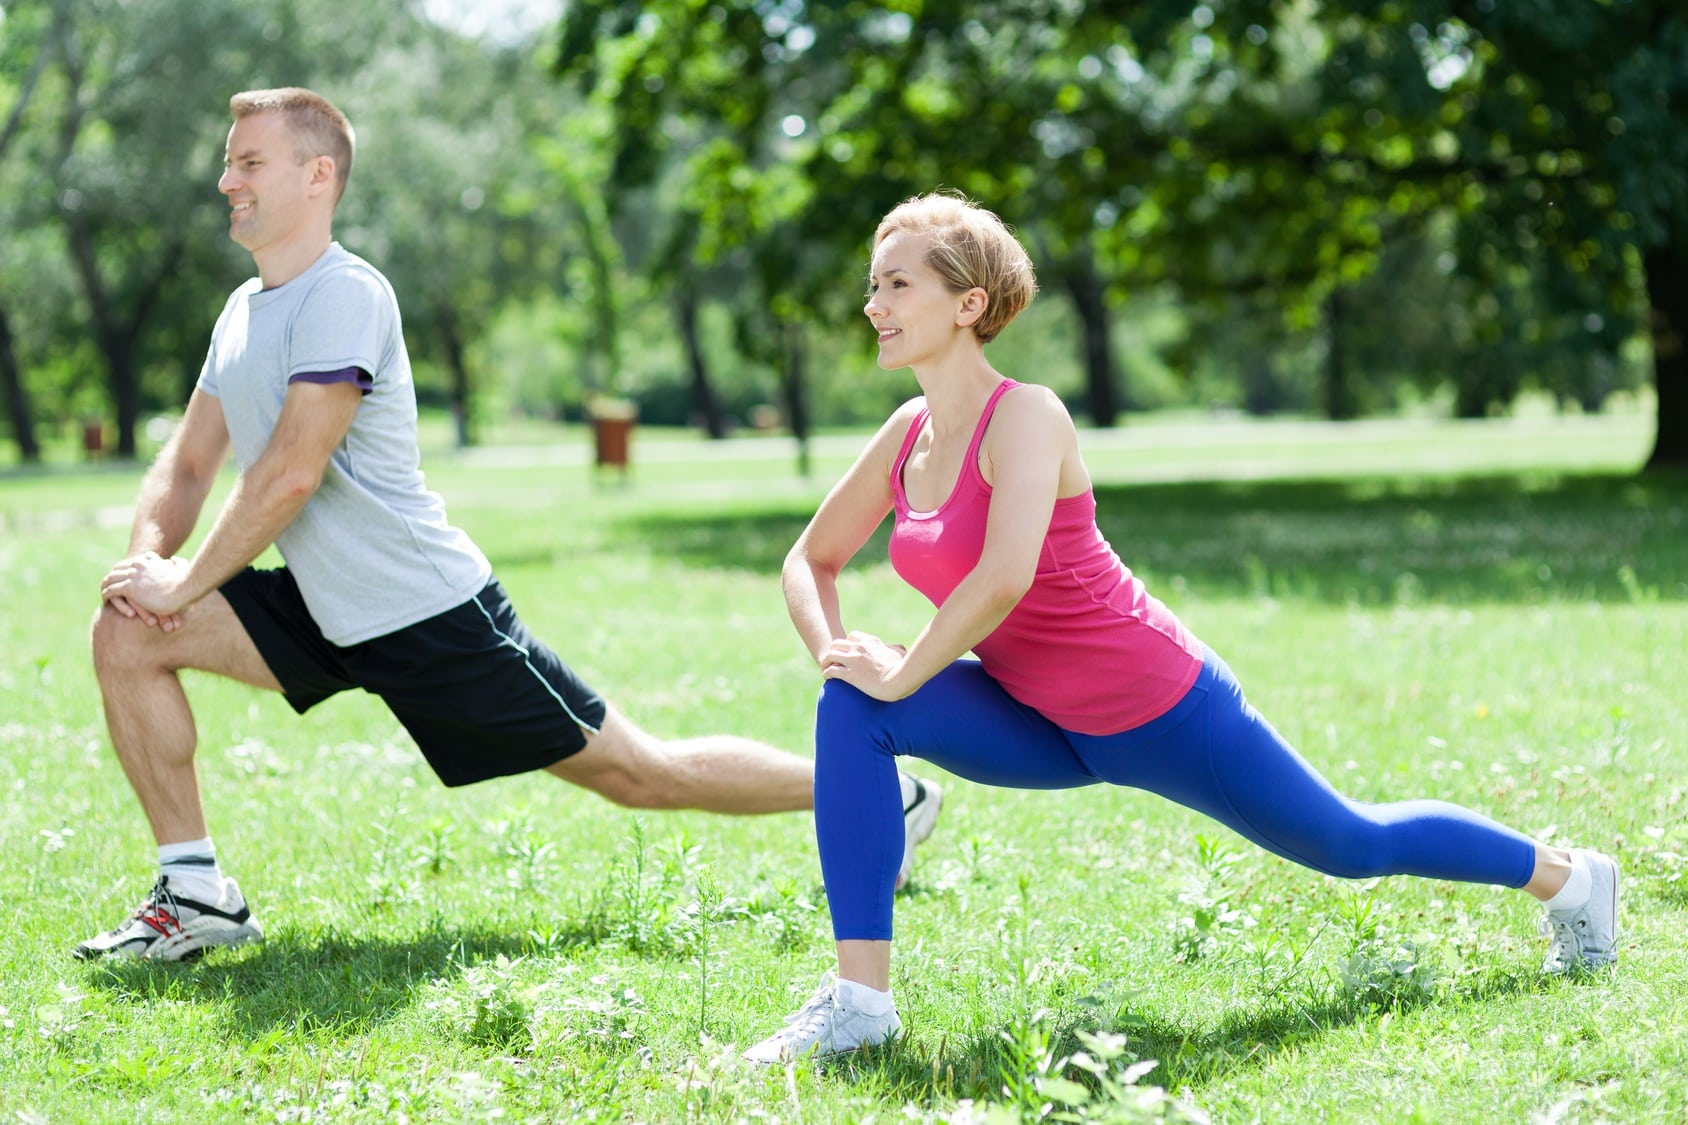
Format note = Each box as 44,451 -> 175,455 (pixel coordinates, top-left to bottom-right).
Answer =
220,567 -> 608,787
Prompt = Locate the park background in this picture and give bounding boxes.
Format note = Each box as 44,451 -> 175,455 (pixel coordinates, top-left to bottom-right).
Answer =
2,2 -> 1686,1123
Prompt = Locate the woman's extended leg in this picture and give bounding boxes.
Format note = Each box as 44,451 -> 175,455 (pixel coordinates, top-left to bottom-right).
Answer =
1066,648 -> 1618,972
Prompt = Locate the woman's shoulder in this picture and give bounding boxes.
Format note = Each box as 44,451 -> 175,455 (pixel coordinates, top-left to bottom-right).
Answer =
854,396 -> 929,463
889,394 -> 928,422
872,396 -> 928,439
995,381 -> 1075,430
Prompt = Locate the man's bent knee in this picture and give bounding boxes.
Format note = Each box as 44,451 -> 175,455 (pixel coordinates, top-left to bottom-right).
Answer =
91,602 -> 163,676
90,595 -> 282,692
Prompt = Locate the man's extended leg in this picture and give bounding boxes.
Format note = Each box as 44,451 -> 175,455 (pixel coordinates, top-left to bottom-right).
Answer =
545,706 -> 945,889
544,704 -> 812,813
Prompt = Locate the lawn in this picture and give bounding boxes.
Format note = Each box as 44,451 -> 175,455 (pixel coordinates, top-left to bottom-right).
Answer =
0,406 -> 1683,1123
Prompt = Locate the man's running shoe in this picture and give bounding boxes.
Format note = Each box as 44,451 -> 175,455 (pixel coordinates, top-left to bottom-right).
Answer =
74,875 -> 263,961
897,773 -> 943,892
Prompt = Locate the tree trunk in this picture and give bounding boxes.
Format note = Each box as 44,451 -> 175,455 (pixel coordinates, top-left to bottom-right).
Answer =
60,215 -> 136,456
676,287 -> 727,438
782,319 -> 811,477
1643,239 -> 1688,470
0,303 -> 41,463
1060,250 -> 1122,427
60,214 -> 181,459
437,301 -> 474,447
1324,286 -> 1357,421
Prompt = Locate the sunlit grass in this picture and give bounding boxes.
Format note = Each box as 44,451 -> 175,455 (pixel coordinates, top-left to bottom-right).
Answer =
0,411 -> 1683,1122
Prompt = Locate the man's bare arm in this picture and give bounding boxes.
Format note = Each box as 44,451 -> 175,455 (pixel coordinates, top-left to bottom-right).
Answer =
102,379 -> 363,621
127,390 -> 233,558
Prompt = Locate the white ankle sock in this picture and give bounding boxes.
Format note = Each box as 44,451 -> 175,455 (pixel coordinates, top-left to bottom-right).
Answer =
158,838 -> 224,902
836,978 -> 895,1017
1543,850 -> 1592,913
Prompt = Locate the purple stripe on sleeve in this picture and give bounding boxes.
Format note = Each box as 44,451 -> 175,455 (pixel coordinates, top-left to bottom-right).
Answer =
290,366 -> 374,394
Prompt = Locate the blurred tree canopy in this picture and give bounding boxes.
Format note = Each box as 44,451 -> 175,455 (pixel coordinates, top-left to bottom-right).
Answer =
0,0 -> 1679,468
558,0 -> 1679,466
0,0 -> 597,459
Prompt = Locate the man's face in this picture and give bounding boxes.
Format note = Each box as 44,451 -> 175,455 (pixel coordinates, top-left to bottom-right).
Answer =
216,112 -> 322,254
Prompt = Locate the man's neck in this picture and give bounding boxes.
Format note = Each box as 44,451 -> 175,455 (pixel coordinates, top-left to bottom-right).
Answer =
254,229 -> 334,290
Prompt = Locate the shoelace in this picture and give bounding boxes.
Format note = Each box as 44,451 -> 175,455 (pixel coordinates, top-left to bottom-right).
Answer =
133,877 -> 186,938
775,990 -> 842,1046
1539,912 -> 1583,964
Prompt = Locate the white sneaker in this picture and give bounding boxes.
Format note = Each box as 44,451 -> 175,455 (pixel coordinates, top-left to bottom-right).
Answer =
1541,850 -> 1620,973
743,972 -> 902,1064
74,875 -> 264,962
897,774 -> 943,891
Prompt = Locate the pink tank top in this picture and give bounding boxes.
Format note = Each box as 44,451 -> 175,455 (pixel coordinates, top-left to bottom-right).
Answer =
888,380 -> 1203,735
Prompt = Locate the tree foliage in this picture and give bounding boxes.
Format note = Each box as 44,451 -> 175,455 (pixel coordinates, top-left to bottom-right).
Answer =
1,2 -> 1681,468
556,0 -> 1680,463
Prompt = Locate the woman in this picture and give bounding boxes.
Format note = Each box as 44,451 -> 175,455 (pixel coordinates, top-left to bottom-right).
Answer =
743,193 -> 1619,1064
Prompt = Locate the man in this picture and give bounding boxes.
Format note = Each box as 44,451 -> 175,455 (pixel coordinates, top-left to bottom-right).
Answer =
80,87 -> 942,961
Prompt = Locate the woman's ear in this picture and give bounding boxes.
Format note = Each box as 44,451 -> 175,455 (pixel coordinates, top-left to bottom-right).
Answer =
956,287 -> 989,330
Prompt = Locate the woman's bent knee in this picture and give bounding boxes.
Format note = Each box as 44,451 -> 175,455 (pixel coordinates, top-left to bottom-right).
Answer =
817,679 -> 879,724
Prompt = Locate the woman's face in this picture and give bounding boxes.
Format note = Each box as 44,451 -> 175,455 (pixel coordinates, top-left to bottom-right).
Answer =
865,231 -> 974,371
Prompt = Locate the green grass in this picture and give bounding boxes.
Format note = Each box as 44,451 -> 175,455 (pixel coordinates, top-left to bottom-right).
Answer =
1,408 -> 1684,1123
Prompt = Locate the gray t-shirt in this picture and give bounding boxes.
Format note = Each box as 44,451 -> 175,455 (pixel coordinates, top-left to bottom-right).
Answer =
197,243 -> 492,645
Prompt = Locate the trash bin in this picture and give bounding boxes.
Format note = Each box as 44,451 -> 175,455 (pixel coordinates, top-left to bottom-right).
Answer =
588,397 -> 637,480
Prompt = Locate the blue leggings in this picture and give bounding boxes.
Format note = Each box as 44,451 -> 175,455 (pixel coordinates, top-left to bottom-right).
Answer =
815,647 -> 1539,941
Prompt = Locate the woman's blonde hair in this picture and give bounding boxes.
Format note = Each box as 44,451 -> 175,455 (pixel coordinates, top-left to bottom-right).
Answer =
873,192 -> 1038,343
230,87 -> 356,204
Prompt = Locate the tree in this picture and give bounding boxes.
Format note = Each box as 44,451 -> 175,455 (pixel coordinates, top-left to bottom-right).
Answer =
2,0 -> 577,458
556,2 -> 1154,429
1156,1 -> 1680,458
9,0 -> 340,458
341,20 -> 583,444
1440,1 -> 1685,466
0,0 -> 56,461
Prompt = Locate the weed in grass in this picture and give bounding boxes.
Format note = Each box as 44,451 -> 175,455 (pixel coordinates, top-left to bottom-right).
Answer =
1237,921 -> 1322,999
993,1008 -> 1062,1118
1170,836 -> 1255,965
607,818 -> 664,953
1636,821 -> 1688,905
429,954 -> 543,1053
38,825 -> 74,854
1333,882 -> 1442,1012
1000,873 -> 1044,1015
32,983 -> 91,1049
965,832 -> 1002,885
677,868 -> 729,1040
363,799 -> 420,911
746,878 -> 821,955
968,1010 -> 1210,1125
412,818 -> 457,876
496,816 -> 558,894
557,976 -> 650,1057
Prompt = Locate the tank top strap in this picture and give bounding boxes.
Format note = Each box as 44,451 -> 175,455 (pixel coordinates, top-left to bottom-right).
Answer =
961,379 -> 1021,482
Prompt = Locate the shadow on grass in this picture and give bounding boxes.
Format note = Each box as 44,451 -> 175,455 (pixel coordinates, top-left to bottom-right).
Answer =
856,966 -> 1549,1103
607,470 -> 1688,605
80,919 -> 605,1040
